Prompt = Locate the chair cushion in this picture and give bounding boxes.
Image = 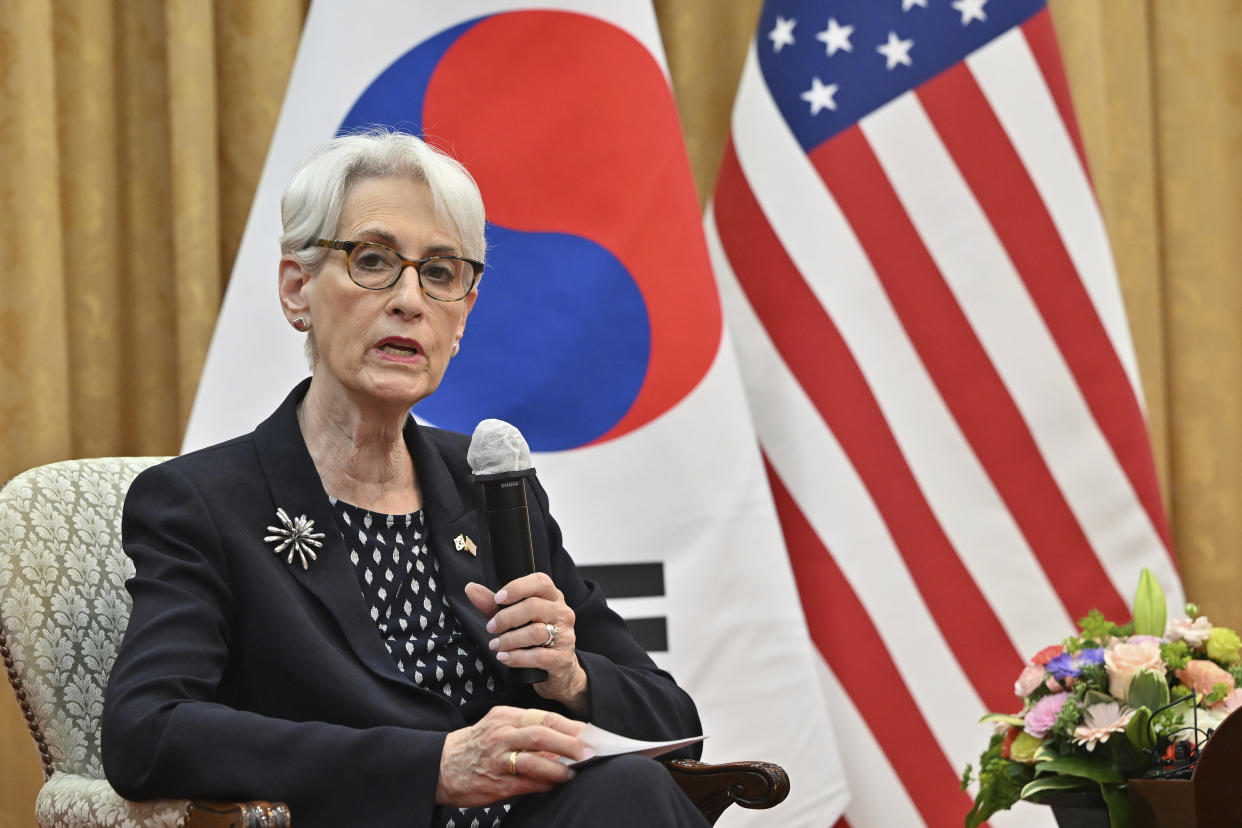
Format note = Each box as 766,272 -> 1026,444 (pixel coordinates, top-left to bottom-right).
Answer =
35,771 -> 188,828
0,457 -> 167,778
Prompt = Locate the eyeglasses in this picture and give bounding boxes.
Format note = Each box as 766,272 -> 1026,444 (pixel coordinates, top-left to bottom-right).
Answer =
310,238 -> 483,302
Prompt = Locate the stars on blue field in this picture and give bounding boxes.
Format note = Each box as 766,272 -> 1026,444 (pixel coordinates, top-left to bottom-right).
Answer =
801,77 -> 839,114
769,15 -> 796,52
757,0 -> 1046,151
816,18 -> 854,56
876,31 -> 914,70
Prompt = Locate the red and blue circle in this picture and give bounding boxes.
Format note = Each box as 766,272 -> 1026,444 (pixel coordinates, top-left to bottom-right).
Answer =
339,10 -> 721,451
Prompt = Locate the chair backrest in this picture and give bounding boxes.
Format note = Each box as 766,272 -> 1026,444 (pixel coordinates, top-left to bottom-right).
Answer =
0,457 -> 168,780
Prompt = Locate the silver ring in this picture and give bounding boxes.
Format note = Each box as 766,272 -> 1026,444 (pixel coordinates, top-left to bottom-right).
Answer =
541,623 -> 558,648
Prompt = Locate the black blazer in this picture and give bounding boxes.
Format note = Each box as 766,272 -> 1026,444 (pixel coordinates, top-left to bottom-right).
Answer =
102,380 -> 701,827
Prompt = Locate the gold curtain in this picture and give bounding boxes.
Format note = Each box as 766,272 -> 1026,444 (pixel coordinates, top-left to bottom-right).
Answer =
1049,0 -> 1242,627
2,0 -> 1240,823
0,1 -> 309,822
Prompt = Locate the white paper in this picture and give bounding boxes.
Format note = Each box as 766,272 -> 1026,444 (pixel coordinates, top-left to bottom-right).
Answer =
559,723 -> 707,767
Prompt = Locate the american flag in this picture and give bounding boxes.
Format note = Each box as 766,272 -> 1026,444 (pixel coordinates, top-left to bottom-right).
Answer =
706,0 -> 1182,825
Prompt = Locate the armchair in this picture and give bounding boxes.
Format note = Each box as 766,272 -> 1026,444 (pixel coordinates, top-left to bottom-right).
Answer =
0,457 -> 787,826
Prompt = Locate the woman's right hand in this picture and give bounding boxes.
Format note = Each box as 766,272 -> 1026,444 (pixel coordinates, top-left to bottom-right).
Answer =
435,706 -> 592,807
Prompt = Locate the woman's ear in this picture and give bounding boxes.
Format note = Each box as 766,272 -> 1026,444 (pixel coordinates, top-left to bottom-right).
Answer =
278,255 -> 312,326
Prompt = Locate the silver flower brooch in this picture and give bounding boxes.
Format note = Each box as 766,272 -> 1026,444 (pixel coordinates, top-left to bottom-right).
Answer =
265,508 -> 326,570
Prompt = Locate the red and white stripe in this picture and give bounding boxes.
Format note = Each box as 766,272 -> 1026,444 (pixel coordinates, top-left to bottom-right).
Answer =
708,8 -> 1180,826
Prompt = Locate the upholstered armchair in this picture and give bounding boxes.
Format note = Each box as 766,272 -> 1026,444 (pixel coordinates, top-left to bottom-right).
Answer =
0,457 -> 787,827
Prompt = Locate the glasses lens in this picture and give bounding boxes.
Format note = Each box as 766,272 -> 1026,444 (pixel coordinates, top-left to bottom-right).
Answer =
347,243 -> 402,289
418,258 -> 474,301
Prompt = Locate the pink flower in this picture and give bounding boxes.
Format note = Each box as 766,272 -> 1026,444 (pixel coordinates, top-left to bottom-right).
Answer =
1222,688 -> 1242,715
1014,663 -> 1045,698
1166,617 -> 1214,648
1024,692 -> 1069,738
1073,702 -> 1136,752
1175,660 -> 1235,698
1045,677 -> 1063,693
1105,639 -> 1165,700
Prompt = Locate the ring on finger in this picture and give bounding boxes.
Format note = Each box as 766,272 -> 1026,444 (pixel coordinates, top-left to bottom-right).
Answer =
508,750 -> 520,776
540,623 -> 558,648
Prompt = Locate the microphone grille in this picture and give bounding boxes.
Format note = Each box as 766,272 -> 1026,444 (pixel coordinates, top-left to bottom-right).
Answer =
467,419 -> 533,474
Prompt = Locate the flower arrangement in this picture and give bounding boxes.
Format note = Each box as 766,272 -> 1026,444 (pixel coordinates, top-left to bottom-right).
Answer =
963,570 -> 1242,827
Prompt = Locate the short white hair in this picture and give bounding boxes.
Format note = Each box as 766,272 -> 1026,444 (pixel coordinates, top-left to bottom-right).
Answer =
280,128 -> 487,273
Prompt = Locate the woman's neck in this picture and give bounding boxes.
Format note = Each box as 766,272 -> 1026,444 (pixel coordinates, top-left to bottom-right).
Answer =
298,375 -> 421,514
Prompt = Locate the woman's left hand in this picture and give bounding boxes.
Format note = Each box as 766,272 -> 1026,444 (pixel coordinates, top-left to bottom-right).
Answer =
465,575 -> 589,716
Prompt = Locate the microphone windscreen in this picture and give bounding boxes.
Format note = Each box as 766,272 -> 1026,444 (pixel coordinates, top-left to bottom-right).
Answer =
467,419 -> 534,475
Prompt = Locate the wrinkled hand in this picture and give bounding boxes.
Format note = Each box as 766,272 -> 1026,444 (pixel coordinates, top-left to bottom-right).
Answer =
466,574 -> 589,715
436,706 -> 591,807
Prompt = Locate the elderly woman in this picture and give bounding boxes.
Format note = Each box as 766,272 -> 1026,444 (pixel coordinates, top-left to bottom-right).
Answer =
102,132 -> 707,828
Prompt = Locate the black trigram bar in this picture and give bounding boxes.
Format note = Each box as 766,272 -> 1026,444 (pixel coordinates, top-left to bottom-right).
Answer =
577,562 -> 664,598
578,562 -> 667,653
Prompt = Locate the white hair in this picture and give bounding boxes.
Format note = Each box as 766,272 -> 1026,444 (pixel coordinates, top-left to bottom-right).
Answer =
280,128 -> 487,271
279,129 -> 486,366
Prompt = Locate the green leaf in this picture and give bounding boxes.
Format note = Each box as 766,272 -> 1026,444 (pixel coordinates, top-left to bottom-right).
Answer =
1033,743 -> 1062,764
1205,682 -> 1230,706
1084,689 -> 1115,707
1125,706 -> 1154,752
1020,774 -> 1094,800
1034,754 -> 1124,785
1099,783 -> 1131,828
980,713 -> 1025,727
965,733 -> 1034,828
1078,608 -> 1116,641
1161,640 -> 1191,671
1079,663 -> 1110,694
1132,567 -> 1167,637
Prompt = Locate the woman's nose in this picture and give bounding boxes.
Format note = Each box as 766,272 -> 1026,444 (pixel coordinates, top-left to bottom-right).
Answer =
386,266 -> 427,317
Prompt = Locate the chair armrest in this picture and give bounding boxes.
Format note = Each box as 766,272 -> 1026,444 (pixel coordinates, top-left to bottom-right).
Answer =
33,772 -> 288,828
662,758 -> 790,825
186,799 -> 291,828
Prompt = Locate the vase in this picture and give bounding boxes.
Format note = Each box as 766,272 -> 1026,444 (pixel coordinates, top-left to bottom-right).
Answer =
1041,791 -> 1112,828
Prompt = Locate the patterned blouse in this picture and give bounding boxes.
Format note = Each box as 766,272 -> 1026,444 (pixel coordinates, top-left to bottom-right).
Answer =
330,497 -> 510,828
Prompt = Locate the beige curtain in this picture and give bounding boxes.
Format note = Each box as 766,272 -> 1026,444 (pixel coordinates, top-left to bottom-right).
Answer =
2,0 -> 1240,822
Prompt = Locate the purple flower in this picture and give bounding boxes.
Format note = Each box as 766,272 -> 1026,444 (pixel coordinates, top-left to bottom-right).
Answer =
1046,648 -> 1104,681
1024,692 -> 1070,738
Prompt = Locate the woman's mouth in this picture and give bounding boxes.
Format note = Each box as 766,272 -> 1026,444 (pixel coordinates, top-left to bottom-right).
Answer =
374,338 -> 423,363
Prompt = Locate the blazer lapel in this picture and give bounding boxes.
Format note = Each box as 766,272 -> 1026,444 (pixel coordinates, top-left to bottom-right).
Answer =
253,380 -> 411,691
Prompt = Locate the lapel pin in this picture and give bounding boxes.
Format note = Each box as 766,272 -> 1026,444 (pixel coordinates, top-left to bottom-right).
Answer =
454,534 -> 478,556
265,507 -> 326,570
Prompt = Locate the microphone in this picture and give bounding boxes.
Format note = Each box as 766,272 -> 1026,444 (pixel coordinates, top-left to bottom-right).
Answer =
468,419 -> 548,684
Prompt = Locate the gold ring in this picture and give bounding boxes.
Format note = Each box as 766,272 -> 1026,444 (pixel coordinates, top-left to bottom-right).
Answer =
508,749 -> 520,776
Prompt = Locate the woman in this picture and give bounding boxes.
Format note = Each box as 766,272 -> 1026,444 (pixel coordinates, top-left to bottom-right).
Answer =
102,131 -> 707,827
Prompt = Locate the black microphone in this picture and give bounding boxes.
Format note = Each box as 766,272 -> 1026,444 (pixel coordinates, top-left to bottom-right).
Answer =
468,419 -> 548,684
